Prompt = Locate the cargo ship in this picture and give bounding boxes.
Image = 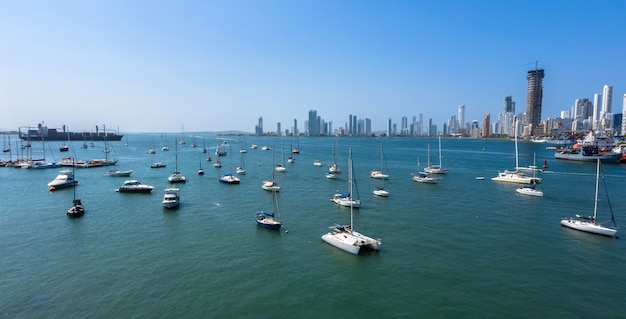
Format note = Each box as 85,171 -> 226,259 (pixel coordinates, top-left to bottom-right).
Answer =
19,122 -> 123,142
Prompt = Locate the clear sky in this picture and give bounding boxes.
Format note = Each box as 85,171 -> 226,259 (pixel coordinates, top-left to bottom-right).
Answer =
1,0 -> 625,133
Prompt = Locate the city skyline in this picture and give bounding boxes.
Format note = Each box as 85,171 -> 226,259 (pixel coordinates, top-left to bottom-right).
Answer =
1,1 -> 625,133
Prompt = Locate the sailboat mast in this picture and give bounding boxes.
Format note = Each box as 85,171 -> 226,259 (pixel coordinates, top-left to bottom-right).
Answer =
514,119 -> 519,170
438,136 -> 443,167
349,148 -> 354,230
593,159 -> 600,223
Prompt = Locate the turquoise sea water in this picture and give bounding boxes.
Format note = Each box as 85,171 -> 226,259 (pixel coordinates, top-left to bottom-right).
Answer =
1,134 -> 625,318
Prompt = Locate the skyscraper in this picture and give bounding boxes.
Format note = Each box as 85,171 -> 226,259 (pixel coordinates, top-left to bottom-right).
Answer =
503,96 -> 515,113
457,105 -> 465,134
525,68 -> 545,136
255,117 -> 263,136
622,94 -> 626,135
293,119 -> 298,136
601,84 -> 613,130
593,93 -> 602,130
308,110 -> 318,136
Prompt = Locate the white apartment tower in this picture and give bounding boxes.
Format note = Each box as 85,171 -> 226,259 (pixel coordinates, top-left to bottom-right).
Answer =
593,93 -> 602,130
458,105 -> 465,134
601,84 -> 613,129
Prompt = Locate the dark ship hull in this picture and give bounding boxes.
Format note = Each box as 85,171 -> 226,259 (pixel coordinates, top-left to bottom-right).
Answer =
19,123 -> 123,141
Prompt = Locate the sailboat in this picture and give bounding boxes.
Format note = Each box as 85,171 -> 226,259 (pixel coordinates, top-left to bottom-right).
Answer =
236,150 -> 246,174
262,147 -> 281,192
147,135 -> 156,154
560,159 -> 618,237
328,141 -> 340,173
219,145 -> 240,184
202,137 -> 207,153
370,144 -> 389,179
373,144 -> 389,197
331,148 -> 361,208
168,138 -> 186,183
322,149 -> 380,255
424,136 -> 449,174
291,134 -> 300,154
66,160 -> 84,217
198,152 -> 205,175
412,157 -> 437,184
275,142 -> 286,172
491,119 -> 541,184
255,187 -> 282,229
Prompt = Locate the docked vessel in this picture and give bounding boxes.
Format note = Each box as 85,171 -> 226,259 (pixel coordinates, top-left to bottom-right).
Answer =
554,131 -> 620,163
19,122 -> 123,141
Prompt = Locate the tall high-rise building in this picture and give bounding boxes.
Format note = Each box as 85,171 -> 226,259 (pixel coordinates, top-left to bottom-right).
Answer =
365,118 -> 372,136
293,119 -> 298,136
457,105 -> 465,134
308,110 -> 318,136
525,68 -> 545,136
255,117 -> 263,136
593,93 -> 602,130
401,116 -> 408,136
503,96 -> 515,113
276,122 -> 281,136
601,84 -> 613,130
622,94 -> 626,135
481,114 -> 490,137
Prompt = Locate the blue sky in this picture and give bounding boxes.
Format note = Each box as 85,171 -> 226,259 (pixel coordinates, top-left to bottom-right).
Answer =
1,0 -> 625,133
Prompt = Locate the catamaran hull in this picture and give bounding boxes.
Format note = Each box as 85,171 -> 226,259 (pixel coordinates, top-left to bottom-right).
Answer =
321,233 -> 361,255
560,219 -> 617,237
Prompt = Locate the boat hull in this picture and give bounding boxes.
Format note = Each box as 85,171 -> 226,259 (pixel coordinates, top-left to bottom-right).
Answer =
560,219 -> 617,237
554,150 -> 620,162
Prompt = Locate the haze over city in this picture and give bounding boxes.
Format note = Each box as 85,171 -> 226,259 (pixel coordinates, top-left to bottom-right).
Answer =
1,0 -> 625,133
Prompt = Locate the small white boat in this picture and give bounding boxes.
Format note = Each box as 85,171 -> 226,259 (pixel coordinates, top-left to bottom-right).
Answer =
48,169 -> 78,190
168,172 -> 186,183
370,171 -> 389,179
147,148 -> 156,154
516,185 -> 543,197
261,145 -> 270,151
262,181 -> 280,192
424,136 -> 449,174
313,160 -> 322,167
275,163 -> 286,172
162,187 -> 180,209
162,146 -> 169,151
168,139 -> 185,183
219,173 -> 240,184
236,167 -> 246,174
412,172 -> 437,184
107,169 -> 133,177
213,160 -> 222,168
151,162 -> 167,168
373,187 -> 389,197
116,180 -> 154,193
325,172 -> 337,179
476,176 -> 485,180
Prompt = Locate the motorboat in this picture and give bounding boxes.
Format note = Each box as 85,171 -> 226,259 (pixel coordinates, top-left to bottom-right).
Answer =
107,169 -> 133,177
151,162 -> 167,168
48,169 -> 78,190
162,187 -> 180,209
219,173 -> 240,184
116,180 -> 155,193
370,171 -> 389,179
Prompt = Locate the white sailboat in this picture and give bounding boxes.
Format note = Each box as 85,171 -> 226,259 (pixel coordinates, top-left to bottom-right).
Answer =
322,149 -> 380,255
424,136 -> 449,174
370,144 -> 389,179
560,159 -> 618,237
236,150 -> 246,175
372,144 -> 389,197
412,157 -> 437,184
331,148 -> 361,208
262,147 -> 281,192
168,138 -> 186,183
275,142 -> 286,172
491,119 -> 541,184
